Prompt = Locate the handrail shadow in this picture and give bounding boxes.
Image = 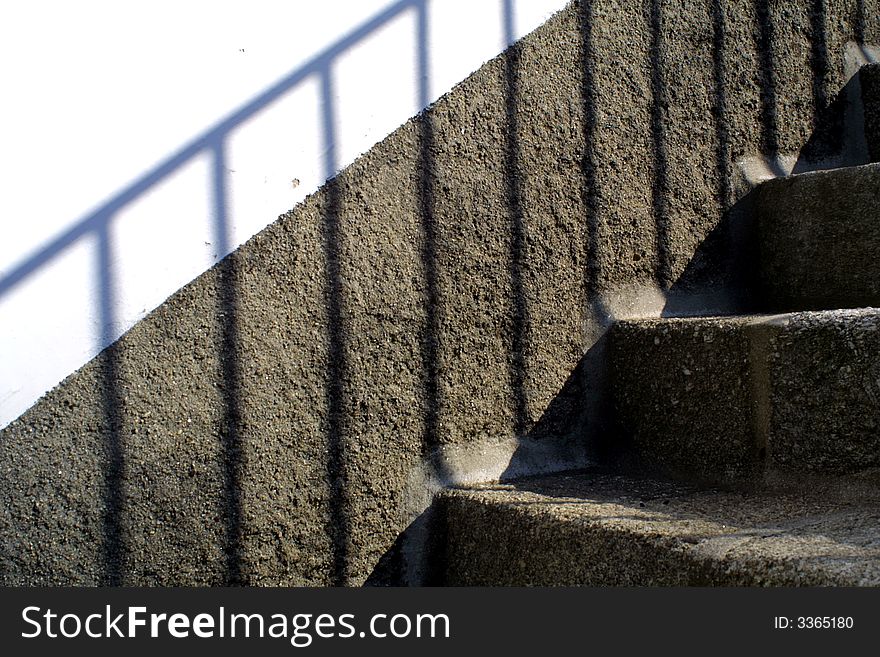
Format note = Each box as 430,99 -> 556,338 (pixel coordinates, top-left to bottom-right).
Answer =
0,0 -> 433,586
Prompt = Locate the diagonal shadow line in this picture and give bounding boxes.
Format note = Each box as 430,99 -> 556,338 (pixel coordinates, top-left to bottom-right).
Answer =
503,0 -> 531,438
0,0 -> 427,302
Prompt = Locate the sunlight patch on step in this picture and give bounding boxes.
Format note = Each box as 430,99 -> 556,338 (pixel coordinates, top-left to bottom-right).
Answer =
737,153 -> 799,185
845,40 -> 880,77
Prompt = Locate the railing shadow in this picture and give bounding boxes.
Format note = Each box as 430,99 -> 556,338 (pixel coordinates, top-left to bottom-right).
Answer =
10,0 -> 873,587
0,0 -> 437,586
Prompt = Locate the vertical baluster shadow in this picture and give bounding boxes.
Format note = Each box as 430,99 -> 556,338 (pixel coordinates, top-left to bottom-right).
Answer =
502,0 -> 531,437
710,0 -> 756,301
804,0 -> 841,165
362,1 -> 448,587
211,141 -> 244,585
576,0 -> 620,463
649,0 -> 672,290
97,220 -> 124,586
811,0 -> 830,124
319,67 -> 352,587
711,0 -> 747,299
415,1 -> 450,483
712,0 -> 732,214
755,0 -> 782,171
855,0 -> 866,44
579,0 -> 601,310
665,1 -> 762,314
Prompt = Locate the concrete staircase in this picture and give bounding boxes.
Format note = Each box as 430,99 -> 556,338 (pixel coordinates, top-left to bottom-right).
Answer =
2,2 -> 879,588
437,65 -> 880,586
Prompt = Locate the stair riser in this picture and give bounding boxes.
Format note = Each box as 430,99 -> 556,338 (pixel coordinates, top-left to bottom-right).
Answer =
610,311 -> 880,484
754,163 -> 880,311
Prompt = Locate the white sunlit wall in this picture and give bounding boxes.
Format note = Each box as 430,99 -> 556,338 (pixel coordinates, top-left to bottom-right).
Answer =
0,0 -> 570,429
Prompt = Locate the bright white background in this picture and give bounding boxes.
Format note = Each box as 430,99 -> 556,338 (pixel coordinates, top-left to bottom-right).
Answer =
0,0 -> 569,428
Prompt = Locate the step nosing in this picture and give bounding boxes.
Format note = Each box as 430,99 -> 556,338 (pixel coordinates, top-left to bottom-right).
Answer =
614,308 -> 880,329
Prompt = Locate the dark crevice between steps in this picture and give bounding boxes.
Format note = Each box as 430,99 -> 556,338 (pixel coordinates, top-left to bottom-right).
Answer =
793,62 -> 880,172
662,188 -> 762,316
794,74 -> 861,171
501,332 -> 626,481
363,505 -> 447,587
862,64 -> 880,161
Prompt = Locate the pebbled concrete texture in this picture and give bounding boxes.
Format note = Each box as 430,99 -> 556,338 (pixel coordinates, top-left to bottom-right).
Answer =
755,162 -> 880,311
611,309 -> 880,485
439,471 -> 880,586
769,309 -> 880,474
863,63 -> 880,160
611,315 -> 761,483
1,1 -> 879,585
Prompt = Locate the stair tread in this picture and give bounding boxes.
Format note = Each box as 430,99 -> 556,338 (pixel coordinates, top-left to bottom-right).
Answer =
440,471 -> 880,586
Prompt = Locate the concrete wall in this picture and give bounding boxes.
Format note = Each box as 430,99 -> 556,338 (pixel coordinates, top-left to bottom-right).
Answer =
1,0 -> 878,585
0,0 -> 567,430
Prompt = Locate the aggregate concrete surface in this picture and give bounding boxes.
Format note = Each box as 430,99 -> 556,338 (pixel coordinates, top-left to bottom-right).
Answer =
755,162 -> 880,310
1,1 -> 879,585
441,471 -> 880,586
611,309 -> 880,484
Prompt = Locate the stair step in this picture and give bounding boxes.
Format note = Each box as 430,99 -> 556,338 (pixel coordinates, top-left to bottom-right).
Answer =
754,161 -> 880,311
610,309 -> 880,484
438,471 -> 880,586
